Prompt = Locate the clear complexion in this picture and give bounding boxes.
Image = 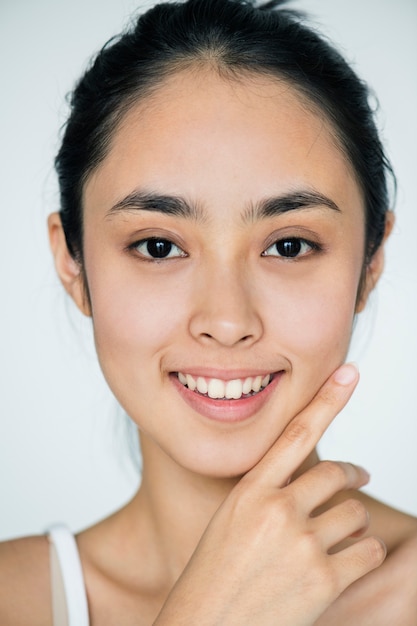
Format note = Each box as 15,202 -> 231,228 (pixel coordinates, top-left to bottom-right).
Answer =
71,69 -> 369,478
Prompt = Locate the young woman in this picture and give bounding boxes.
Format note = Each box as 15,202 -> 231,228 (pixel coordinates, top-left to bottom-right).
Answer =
1,0 -> 416,624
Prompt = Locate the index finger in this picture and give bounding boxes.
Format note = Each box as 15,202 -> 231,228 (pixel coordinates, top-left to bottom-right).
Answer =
248,363 -> 359,487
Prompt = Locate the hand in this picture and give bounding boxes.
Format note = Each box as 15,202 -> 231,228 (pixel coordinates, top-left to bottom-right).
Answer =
154,363 -> 386,626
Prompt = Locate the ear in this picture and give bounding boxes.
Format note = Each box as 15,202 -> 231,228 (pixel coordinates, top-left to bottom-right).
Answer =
356,211 -> 395,313
47,212 -> 91,316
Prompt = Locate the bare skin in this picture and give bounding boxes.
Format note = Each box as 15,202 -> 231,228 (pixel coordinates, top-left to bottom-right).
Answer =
1,70 -> 416,625
0,372 -> 416,624
1,376 -> 416,625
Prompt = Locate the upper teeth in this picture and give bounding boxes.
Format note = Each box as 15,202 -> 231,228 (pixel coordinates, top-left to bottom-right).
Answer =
177,372 -> 271,400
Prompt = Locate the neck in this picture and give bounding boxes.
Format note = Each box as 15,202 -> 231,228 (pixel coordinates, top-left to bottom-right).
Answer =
123,432 -> 319,587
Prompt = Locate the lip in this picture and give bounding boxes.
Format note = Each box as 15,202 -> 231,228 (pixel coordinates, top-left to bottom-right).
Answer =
171,370 -> 284,423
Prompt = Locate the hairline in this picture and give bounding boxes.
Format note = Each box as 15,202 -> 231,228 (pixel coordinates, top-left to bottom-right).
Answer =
80,60 -> 365,217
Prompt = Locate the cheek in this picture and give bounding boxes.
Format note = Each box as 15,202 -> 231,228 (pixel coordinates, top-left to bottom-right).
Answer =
264,269 -> 358,368
84,259 -> 187,389
298,288 -> 353,352
259,267 -> 359,423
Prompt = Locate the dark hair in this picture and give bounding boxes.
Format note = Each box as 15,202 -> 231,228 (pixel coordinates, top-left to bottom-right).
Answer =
55,0 -> 394,271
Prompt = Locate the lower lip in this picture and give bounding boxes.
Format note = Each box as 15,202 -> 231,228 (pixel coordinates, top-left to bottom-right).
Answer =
171,372 -> 283,423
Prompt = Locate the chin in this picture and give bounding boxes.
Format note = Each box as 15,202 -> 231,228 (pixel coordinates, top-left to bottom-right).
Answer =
172,440 -> 268,480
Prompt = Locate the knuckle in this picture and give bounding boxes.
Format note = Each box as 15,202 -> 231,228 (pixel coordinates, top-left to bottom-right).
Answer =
319,460 -> 346,484
289,534 -> 341,601
317,385 -> 339,406
327,569 -> 345,598
322,565 -> 340,596
298,529 -> 322,558
282,419 -> 312,447
273,491 -> 298,527
345,497 -> 368,521
249,493 -> 298,540
311,561 -> 339,598
364,536 -> 387,565
353,536 -> 386,569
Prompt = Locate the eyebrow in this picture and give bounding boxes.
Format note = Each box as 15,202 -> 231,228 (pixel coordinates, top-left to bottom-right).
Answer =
245,190 -> 340,222
106,190 -> 203,221
106,189 -> 340,222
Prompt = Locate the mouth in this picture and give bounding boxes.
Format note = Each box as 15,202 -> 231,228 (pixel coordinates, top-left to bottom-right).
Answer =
176,371 -> 273,400
172,369 -> 283,423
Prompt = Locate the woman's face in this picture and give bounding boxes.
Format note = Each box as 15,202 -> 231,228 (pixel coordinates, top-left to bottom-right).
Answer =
78,70 -> 368,477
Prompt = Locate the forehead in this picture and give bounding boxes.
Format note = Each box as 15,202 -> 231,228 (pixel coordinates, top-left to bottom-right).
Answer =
84,68 -> 363,216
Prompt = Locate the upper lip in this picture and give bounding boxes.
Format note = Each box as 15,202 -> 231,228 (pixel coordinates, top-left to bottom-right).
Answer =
171,368 -> 282,381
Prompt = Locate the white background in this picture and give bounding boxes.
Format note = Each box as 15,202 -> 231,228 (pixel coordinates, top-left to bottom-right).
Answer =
0,0 -> 416,541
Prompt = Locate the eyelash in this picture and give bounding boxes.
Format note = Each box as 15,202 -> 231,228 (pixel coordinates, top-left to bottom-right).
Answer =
129,237 -> 187,260
261,237 -> 321,259
129,236 -> 321,261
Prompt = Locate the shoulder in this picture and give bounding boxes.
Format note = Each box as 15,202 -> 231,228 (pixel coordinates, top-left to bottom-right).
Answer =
0,535 -> 52,626
384,530 -> 417,621
317,495 -> 417,625
349,530 -> 417,624
359,492 -> 417,552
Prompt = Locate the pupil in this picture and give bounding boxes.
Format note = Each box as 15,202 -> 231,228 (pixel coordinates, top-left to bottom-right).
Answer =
276,238 -> 301,257
147,238 -> 172,258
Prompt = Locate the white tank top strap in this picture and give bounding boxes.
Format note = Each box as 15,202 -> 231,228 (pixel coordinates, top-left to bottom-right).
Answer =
47,524 -> 90,626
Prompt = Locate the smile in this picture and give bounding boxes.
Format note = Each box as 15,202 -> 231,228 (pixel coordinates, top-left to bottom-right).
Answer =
177,372 -> 272,400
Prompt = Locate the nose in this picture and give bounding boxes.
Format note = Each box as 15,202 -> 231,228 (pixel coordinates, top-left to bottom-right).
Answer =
188,265 -> 263,348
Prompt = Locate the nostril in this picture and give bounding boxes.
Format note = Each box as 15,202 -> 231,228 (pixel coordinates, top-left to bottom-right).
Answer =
201,332 -> 252,343
190,314 -> 263,347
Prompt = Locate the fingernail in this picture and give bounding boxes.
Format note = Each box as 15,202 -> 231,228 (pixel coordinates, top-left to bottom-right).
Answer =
359,466 -> 371,482
334,362 -> 359,386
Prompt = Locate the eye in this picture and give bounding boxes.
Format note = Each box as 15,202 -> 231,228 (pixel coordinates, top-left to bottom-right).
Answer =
262,237 -> 317,259
133,237 -> 186,259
